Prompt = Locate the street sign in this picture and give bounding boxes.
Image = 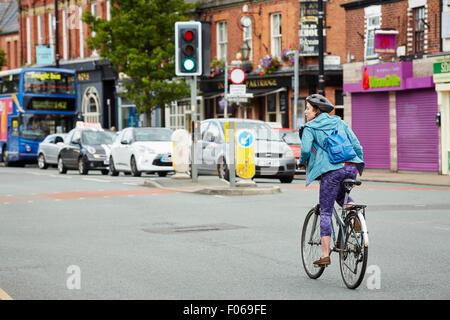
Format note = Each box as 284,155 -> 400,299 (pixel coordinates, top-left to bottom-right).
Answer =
229,68 -> 246,84
229,84 -> 246,96
235,129 -> 255,179
226,97 -> 249,103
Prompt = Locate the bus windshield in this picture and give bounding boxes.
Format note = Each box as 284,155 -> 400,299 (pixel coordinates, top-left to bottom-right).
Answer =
19,113 -> 75,140
24,71 -> 75,95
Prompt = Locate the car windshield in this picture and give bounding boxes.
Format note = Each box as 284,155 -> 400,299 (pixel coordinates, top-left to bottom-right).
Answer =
281,131 -> 301,145
82,131 -> 116,145
219,121 -> 282,141
135,128 -> 173,142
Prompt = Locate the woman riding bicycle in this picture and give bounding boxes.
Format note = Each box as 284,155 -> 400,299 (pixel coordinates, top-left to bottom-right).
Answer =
299,94 -> 364,267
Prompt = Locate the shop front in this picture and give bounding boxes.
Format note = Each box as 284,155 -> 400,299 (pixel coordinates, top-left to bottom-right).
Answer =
199,73 -> 292,127
433,55 -> 450,175
344,61 -> 440,172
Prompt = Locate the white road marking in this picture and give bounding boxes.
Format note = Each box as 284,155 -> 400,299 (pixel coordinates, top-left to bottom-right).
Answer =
50,175 -> 72,179
82,178 -> 112,183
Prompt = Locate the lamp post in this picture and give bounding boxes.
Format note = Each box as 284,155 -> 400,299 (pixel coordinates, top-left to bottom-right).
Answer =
318,0 -> 324,96
240,41 -> 251,61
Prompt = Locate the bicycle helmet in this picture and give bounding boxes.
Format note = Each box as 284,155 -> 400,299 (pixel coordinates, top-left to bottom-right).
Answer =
306,94 -> 334,113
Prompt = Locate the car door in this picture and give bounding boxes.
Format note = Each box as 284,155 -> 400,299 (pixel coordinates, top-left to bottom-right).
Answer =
51,135 -> 65,164
120,129 -> 134,170
196,121 -> 210,172
202,121 -> 221,173
66,130 -> 82,168
43,135 -> 56,163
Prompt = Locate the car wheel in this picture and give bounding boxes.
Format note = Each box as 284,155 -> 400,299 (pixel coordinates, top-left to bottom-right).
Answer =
218,159 -> 230,181
58,157 -> 67,174
157,171 -> 168,177
109,157 -> 119,176
279,175 -> 294,183
130,156 -> 141,177
101,169 -> 109,175
78,157 -> 89,175
38,153 -> 48,169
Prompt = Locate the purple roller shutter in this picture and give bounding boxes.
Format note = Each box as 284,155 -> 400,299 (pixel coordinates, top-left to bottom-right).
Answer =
351,92 -> 390,169
396,89 -> 439,171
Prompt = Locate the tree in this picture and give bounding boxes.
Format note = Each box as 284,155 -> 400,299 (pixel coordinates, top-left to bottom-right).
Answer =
0,49 -> 5,68
83,0 -> 197,115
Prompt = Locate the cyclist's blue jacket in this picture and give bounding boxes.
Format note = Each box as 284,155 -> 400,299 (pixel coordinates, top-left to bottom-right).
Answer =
299,113 -> 364,186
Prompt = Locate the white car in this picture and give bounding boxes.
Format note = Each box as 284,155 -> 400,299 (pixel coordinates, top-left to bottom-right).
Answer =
109,127 -> 174,177
37,133 -> 67,169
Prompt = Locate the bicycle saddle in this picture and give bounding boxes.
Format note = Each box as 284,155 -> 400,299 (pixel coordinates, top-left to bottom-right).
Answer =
342,179 -> 362,186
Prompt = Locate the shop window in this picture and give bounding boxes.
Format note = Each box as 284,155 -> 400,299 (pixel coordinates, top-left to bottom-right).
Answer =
413,7 -> 425,54
82,87 -> 100,123
335,90 -> 343,106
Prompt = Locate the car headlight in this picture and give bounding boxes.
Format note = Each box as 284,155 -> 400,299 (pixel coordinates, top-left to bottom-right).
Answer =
87,146 -> 96,154
137,146 -> 155,154
284,149 -> 295,159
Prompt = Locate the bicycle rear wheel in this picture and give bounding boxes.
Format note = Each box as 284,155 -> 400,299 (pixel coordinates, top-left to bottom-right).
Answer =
339,212 -> 368,289
301,205 -> 325,279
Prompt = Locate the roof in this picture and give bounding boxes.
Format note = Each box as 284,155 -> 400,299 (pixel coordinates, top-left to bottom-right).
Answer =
0,1 -> 18,35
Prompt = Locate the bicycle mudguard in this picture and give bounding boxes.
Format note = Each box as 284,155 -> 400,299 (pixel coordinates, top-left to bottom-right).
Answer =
357,211 -> 369,247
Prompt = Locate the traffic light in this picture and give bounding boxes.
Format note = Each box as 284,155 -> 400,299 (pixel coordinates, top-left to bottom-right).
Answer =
175,21 -> 202,76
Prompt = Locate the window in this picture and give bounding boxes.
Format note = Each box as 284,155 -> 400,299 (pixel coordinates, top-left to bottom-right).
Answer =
48,13 -> 53,45
270,13 -> 282,57
0,74 -> 20,94
413,7 -> 425,54
91,3 -> 99,56
365,15 -> 380,58
243,21 -> 252,61
37,15 -> 43,45
204,122 -> 221,143
216,21 -> 227,61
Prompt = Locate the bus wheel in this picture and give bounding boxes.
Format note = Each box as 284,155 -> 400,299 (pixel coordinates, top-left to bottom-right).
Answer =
1,146 -> 9,167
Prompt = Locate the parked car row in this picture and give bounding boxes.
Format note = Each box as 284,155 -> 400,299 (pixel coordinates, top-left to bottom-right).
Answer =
36,119 -> 302,183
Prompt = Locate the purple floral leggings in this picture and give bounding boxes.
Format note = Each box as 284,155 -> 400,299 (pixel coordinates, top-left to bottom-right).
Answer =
319,165 -> 357,237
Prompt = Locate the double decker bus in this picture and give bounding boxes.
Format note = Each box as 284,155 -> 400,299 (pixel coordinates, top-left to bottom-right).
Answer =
0,67 -> 78,166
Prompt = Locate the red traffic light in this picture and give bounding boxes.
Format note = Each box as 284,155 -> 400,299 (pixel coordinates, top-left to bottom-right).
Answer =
184,30 -> 194,41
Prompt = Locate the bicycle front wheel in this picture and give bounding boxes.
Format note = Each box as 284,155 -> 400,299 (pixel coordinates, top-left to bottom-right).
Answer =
339,212 -> 368,289
301,205 -> 325,279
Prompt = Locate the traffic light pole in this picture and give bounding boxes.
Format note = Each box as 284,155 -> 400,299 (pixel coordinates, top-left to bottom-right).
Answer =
190,76 -> 198,182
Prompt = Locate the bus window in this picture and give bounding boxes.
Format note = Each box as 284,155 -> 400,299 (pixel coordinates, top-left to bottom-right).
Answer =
19,114 -> 74,140
23,71 -> 75,95
0,74 -> 20,94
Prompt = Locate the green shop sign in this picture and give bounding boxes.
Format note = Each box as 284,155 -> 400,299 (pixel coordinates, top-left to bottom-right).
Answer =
434,61 -> 450,74
369,74 -> 401,88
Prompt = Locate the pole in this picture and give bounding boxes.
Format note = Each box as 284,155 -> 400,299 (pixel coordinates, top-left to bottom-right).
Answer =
54,0 -> 60,68
318,0 -> 324,96
224,60 -> 228,118
190,76 -> 198,182
293,50 -> 299,129
229,124 -> 235,188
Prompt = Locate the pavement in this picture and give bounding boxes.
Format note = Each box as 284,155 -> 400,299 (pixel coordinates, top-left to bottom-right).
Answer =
143,169 -> 450,195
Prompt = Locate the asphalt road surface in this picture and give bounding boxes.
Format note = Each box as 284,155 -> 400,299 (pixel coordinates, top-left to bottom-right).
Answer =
0,165 -> 449,300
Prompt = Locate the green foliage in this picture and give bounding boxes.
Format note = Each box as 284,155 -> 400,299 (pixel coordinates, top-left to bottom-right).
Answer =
0,49 -> 6,68
83,0 -> 198,114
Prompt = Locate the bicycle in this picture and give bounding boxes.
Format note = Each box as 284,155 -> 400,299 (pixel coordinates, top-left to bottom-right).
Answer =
301,179 -> 369,289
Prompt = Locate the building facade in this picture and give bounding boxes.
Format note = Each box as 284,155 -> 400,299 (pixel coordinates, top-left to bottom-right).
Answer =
166,0 -> 348,130
342,0 -> 449,175
16,0 -> 123,130
0,0 -> 20,71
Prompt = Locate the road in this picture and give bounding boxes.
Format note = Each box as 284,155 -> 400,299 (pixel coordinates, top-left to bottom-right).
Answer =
0,165 -> 449,300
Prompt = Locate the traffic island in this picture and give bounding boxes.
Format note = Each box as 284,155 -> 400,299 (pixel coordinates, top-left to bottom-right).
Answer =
143,176 -> 281,196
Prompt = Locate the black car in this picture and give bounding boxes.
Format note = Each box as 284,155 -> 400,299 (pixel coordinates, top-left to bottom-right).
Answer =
57,128 -> 117,175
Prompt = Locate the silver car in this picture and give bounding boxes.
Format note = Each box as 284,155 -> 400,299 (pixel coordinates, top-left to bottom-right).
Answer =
37,133 -> 67,169
196,119 -> 296,183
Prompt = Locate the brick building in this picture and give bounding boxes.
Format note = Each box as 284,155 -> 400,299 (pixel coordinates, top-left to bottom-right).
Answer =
166,0 -> 349,130
0,0 -> 20,71
17,0 -> 120,130
342,0 -> 449,175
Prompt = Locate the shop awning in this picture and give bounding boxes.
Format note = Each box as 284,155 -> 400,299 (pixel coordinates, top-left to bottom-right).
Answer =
250,87 -> 287,97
